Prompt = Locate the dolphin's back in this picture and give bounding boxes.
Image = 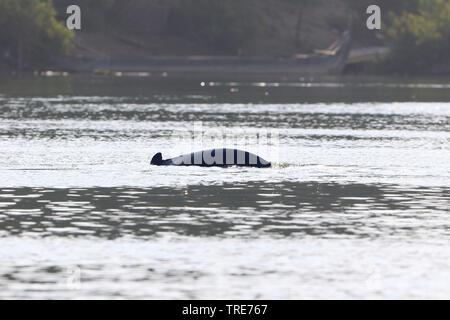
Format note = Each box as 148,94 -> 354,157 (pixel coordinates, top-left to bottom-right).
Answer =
153,149 -> 271,168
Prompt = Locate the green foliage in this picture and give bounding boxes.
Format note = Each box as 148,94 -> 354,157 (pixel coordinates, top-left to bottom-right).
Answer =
166,0 -> 264,54
342,0 -> 420,45
383,0 -> 450,72
0,0 -> 73,69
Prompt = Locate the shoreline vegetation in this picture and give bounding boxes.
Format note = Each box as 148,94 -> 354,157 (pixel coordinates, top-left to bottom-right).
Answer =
0,0 -> 449,76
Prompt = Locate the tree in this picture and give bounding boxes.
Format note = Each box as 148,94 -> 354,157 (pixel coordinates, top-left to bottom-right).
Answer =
0,0 -> 73,70
383,0 -> 450,72
281,0 -> 316,49
166,0 -> 263,54
342,0 -> 420,46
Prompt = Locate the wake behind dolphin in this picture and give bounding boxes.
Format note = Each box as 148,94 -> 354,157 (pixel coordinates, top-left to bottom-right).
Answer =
151,149 -> 271,168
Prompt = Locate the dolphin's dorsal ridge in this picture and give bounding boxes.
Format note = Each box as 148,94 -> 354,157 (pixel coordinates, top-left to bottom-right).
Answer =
151,152 -> 163,165
150,149 -> 271,168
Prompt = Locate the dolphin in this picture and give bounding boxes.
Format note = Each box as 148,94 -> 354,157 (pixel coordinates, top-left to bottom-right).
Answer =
151,149 -> 271,168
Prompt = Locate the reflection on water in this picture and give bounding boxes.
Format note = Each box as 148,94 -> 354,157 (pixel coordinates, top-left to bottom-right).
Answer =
0,75 -> 449,299
1,99 -> 449,133
0,183 -> 449,239
1,74 -> 450,103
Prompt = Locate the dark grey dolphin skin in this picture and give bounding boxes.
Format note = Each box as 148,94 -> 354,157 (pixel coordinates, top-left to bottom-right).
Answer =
151,149 -> 271,168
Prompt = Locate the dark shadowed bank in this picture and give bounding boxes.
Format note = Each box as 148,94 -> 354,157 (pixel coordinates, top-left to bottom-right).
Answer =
0,0 -> 449,75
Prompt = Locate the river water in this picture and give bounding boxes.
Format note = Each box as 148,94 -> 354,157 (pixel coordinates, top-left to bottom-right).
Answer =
0,74 -> 449,299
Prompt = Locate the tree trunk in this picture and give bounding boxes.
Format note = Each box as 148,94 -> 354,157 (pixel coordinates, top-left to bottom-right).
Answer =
17,38 -> 24,71
294,6 -> 303,49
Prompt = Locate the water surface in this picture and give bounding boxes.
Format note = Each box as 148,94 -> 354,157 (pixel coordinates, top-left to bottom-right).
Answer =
0,75 -> 449,299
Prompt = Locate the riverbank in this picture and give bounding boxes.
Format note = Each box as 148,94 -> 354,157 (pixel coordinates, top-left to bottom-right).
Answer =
51,32 -> 350,76
1,31 -> 352,76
